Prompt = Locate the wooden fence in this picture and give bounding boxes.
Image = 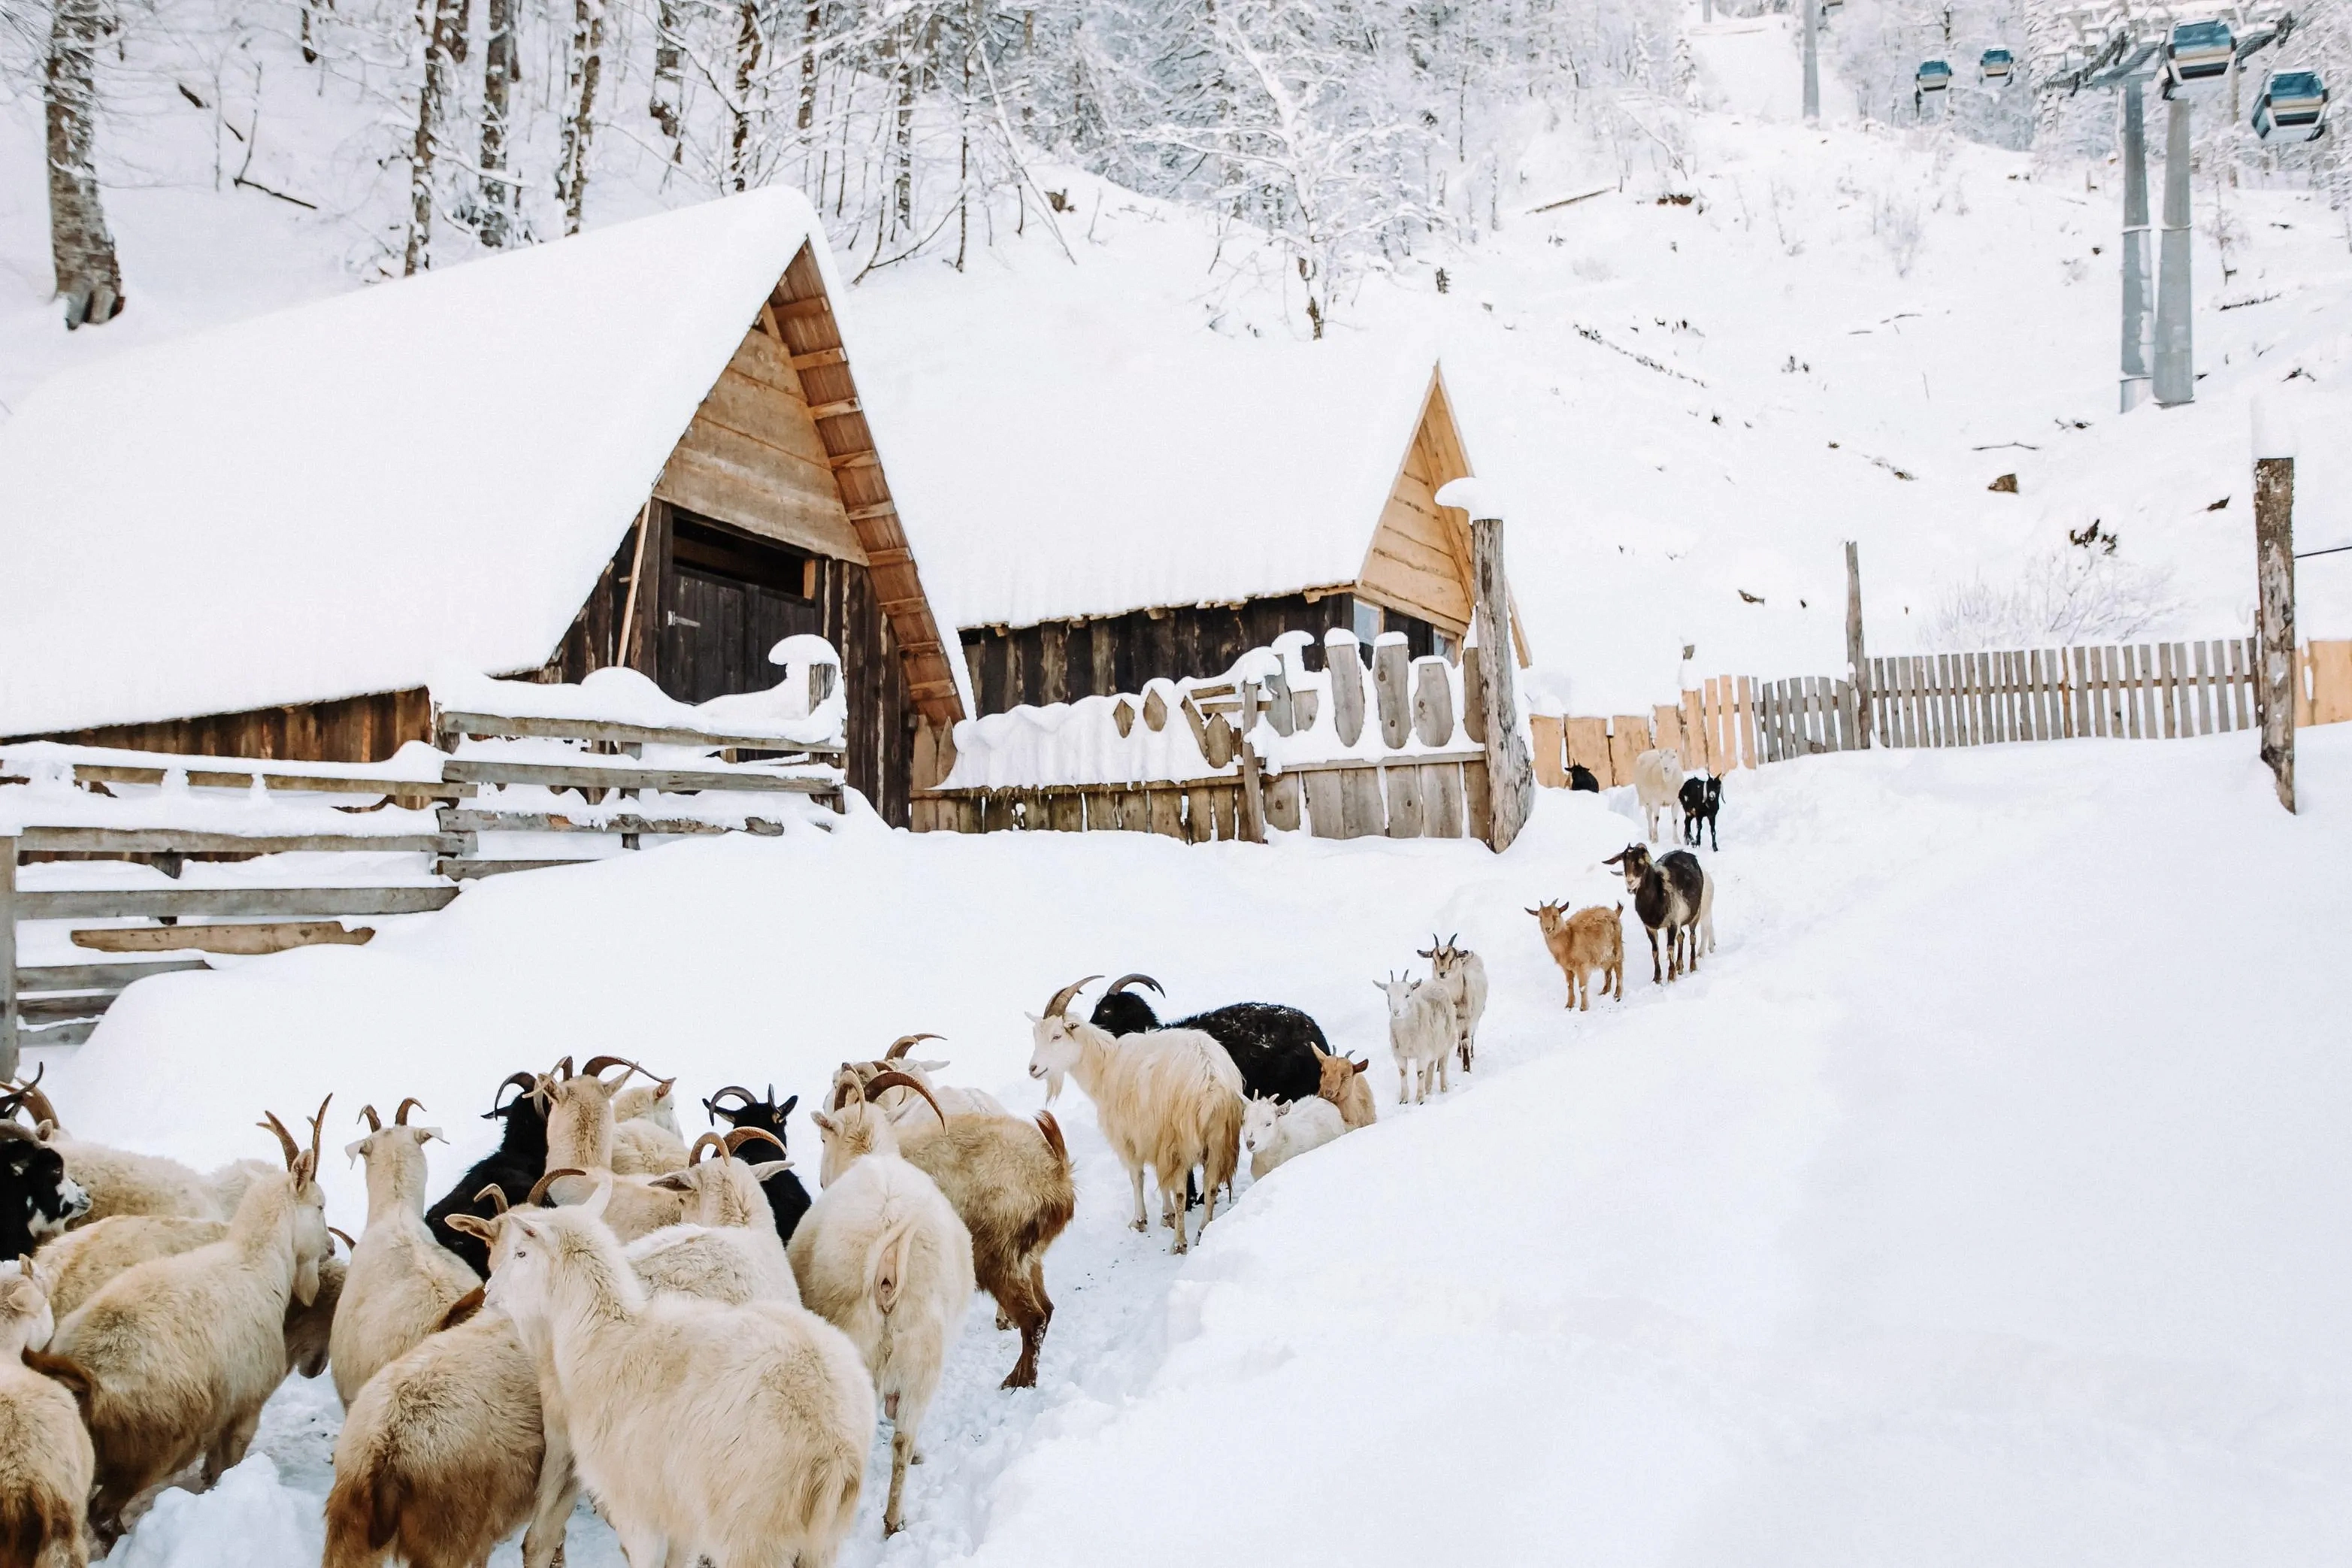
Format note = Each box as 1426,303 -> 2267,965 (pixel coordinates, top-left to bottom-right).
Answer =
1531,675 -> 1760,785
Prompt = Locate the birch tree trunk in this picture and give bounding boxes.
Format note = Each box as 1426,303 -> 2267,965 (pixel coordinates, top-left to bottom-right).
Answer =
480,0 -> 518,247
404,0 -> 465,274
729,0 -> 762,191
45,0 -> 123,328
650,0 -> 684,142
560,0 -> 607,235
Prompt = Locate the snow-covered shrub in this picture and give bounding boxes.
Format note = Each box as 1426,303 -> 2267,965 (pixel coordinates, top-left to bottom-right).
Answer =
1924,544 -> 2184,650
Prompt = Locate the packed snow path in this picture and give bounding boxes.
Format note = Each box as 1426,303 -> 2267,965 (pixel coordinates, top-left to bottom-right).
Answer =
54,728 -> 2352,1567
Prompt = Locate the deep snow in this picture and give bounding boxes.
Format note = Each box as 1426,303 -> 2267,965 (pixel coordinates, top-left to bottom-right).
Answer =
28,722 -> 2352,1567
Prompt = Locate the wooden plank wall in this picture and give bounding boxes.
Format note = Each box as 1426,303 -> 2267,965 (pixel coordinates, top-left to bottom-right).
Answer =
1536,678 -> 1757,788
17,687 -> 434,765
1867,638 -> 2260,749
2296,639 -> 2352,727
958,595 -> 1447,718
925,759 -> 1490,843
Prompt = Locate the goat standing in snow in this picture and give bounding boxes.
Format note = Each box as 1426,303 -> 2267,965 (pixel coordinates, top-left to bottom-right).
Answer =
331,1099 -> 480,1406
1602,844 -> 1714,982
1528,901 -> 1624,1010
1679,773 -> 1723,850
1633,747 -> 1684,843
1415,936 -> 1488,1073
0,1263 -> 91,1568
1379,973 -> 1458,1106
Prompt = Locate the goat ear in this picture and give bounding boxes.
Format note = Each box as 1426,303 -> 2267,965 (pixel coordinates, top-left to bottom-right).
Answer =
413,1126 -> 444,1146
1350,1058 -> 1370,1074
649,1173 -> 694,1192
779,1095 -> 798,1116
342,1137 -> 368,1165
810,1111 -> 837,1135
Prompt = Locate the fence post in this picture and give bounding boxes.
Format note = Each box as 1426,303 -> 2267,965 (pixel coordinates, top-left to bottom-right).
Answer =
1448,489 -> 1535,852
2254,425 -> 2296,812
1,837 -> 17,1079
1237,680 -> 1269,843
1845,541 -> 1872,749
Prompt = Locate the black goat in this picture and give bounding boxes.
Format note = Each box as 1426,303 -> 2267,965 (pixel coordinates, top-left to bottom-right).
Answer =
1567,762 -> 1602,792
425,1071 -> 549,1275
1600,843 -> 1712,985
1088,974 -> 1327,1103
703,1085 -> 813,1249
0,1115 -> 89,1258
1679,773 -> 1723,849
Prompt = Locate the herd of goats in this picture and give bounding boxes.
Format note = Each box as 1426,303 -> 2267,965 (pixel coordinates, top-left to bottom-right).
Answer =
0,789 -> 1726,1568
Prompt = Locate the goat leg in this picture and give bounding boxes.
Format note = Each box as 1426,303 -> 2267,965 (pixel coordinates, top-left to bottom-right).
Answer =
1648,928 -> 1663,984
1128,1167 -> 1148,1233
884,1426 -> 914,1536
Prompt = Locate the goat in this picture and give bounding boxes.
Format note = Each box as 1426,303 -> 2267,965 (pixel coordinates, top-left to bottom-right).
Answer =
1567,761 -> 1601,792
1528,901 -> 1625,1010
1632,746 -> 1684,843
1602,843 -> 1712,983
1415,935 -> 1488,1073
1242,1095 -> 1346,1179
609,1071 -> 689,1176
789,1108 -> 973,1537
842,1037 -> 1010,1125
1312,1049 -> 1377,1132
1029,977 -> 1243,1254
0,1264 -> 92,1568
813,1068 -> 1072,1389
622,1131 -> 798,1306
534,1058 -> 693,1240
41,1100 -> 333,1545
1088,974 -> 1327,1104
424,1071 -> 548,1276
1679,773 -> 1723,850
0,1115 -> 89,1258
1379,973 -> 1457,1106
610,1076 -> 681,1137
332,1100 -> 481,1408
1,1069 -> 257,1227
484,1184 -> 873,1568
702,1086 -> 816,1249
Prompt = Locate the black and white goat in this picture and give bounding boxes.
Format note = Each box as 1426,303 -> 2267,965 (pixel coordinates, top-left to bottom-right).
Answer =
1600,843 -> 1715,984
1088,975 -> 1327,1103
0,1117 -> 90,1258
1679,773 -> 1724,850
701,1085 -> 816,1249
423,1072 -> 548,1276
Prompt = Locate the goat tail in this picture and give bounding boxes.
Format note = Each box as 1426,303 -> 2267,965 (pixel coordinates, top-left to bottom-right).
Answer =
792,1441 -> 864,1551
1203,1091 -> 1243,1195
869,1217 -> 918,1315
1034,1109 -> 1069,1169
0,1483 -> 78,1568
320,1463 -> 397,1568
20,1349 -> 93,1426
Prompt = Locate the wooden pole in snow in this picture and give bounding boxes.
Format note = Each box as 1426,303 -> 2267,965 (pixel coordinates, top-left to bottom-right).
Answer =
1845,540 -> 1872,750
1,838 -> 17,1079
1439,480 -> 1534,852
2253,410 -> 2296,812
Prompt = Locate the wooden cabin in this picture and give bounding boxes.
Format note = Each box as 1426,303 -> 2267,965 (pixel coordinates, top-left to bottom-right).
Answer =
0,190 -> 963,825
888,355 -> 1530,717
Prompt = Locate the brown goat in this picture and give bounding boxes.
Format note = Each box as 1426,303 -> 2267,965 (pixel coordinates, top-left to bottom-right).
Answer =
1312,1049 -> 1377,1131
1530,901 -> 1625,1010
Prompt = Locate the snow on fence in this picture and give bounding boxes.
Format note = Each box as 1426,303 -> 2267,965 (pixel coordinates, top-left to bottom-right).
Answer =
1527,638 -> 2352,787
914,628 -> 1497,843
0,655 -> 849,1073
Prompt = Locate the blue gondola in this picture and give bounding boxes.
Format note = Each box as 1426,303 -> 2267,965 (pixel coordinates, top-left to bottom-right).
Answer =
2166,20 -> 2235,84
1917,59 -> 1954,92
1981,47 -> 2014,80
2253,68 -> 2329,141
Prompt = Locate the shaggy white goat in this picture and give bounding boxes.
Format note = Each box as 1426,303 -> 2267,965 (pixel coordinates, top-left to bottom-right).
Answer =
1379,973 -> 1458,1106
2,1071 -> 271,1225
622,1130 -> 797,1306
331,1100 -> 481,1407
1633,746 -> 1685,844
1241,1094 -> 1348,1179
0,1263 -> 92,1568
1417,936 -> 1489,1073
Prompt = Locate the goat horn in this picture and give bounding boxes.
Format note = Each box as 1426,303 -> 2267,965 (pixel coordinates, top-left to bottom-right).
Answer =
257,1111 -> 302,1167
1,1067 -> 62,1133
527,1168 -> 586,1206
723,1127 -> 788,1160
1106,973 -> 1163,997
688,1132 -> 728,1166
830,1067 -> 866,1112
861,1070 -> 946,1128
356,1104 -> 382,1133
328,1226 -> 356,1251
1044,975 -> 1102,1020
474,1183 -> 510,1214
552,1055 -> 575,1080
307,1096 -> 331,1167
884,1033 -> 943,1061
489,1071 -> 537,1116
394,1097 -> 425,1126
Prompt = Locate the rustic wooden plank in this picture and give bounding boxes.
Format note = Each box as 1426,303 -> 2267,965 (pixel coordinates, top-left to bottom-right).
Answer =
1049,792 -> 1084,834
1463,758 -> 1493,840
1264,670 -> 1297,737
1652,703 -> 1687,763
19,993 -> 116,1025
1461,655 -> 1486,745
19,887 -> 458,920
1,838 -> 15,1078
1329,637 -> 1368,746
1737,677 -> 1759,768
2229,637 -> 2251,731
442,760 -> 837,794
69,921 -> 374,955
437,859 -> 600,881
788,346 -> 848,371
1420,764 -> 1465,837
2309,640 -> 2352,725
17,959 -> 209,991
1203,713 -> 1236,770
1339,767 -> 1385,838
1412,660 -> 1455,748
1608,715 -> 1648,781
1528,716 -> 1566,788
68,764 -> 474,800
434,710 -> 845,757
1211,785 -> 1241,842
17,828 -> 466,857
1148,788 -> 1185,839
1372,640 -> 1414,750
1179,786 -> 1212,843
1267,771 -> 1303,833
1680,688 -> 1710,771
2193,640 -> 2215,735
22,1018 -> 96,1049
1563,717 -> 1609,783
442,810 -> 779,837
1384,766 -> 1424,837
806,397 -> 862,420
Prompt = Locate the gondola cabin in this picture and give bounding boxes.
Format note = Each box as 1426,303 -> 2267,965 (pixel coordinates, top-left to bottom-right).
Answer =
2254,69 -> 2329,140
2167,20 -> 2236,84
1980,47 -> 2014,80
1918,59 -> 1954,91
0,189 -> 965,825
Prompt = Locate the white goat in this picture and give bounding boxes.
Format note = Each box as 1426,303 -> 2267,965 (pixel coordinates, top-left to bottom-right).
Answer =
331,1100 -> 481,1407
2,1070 -> 271,1225
1379,973 -> 1458,1106
484,1184 -> 873,1568
622,1130 -> 798,1306
536,1058 -> 694,1239
1633,746 -> 1684,843
1417,934 -> 1489,1073
846,1037 -> 1010,1126
1026,976 -> 1244,1253
45,1101 -> 333,1544
1241,1095 -> 1347,1179
0,1264 -> 92,1568
610,1073 -> 689,1176
789,1122 -> 973,1536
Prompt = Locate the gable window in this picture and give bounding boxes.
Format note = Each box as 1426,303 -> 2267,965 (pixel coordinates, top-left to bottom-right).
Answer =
1352,600 -> 1382,644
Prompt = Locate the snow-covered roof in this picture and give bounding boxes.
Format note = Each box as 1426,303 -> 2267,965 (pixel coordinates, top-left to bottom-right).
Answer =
859,330 -> 1448,631
0,189 -> 873,737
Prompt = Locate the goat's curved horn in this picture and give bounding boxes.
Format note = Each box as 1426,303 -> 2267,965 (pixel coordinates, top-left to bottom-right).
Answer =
830,1067 -> 867,1112
394,1097 -> 425,1126
2,1067 -> 62,1133
1044,975 -> 1102,1020
884,1033 -> 942,1061
1448,933 -> 1460,949
258,1111 -> 302,1167
473,1183 -> 510,1214
579,1055 -> 640,1087
552,1055 -> 575,1080
688,1132 -> 728,1166
307,1096 -> 331,1168
527,1168 -> 586,1206
861,1070 -> 946,1127
1106,973 -> 1163,997
722,1127 -> 788,1160
489,1071 -> 537,1115
356,1104 -> 382,1133
328,1226 -> 356,1252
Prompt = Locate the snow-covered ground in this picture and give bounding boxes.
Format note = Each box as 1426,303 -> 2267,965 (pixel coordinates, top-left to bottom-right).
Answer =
35,722 -> 2352,1567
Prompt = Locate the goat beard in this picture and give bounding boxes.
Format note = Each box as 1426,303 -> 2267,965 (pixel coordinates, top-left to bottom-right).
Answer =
1043,1069 -> 1066,1105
